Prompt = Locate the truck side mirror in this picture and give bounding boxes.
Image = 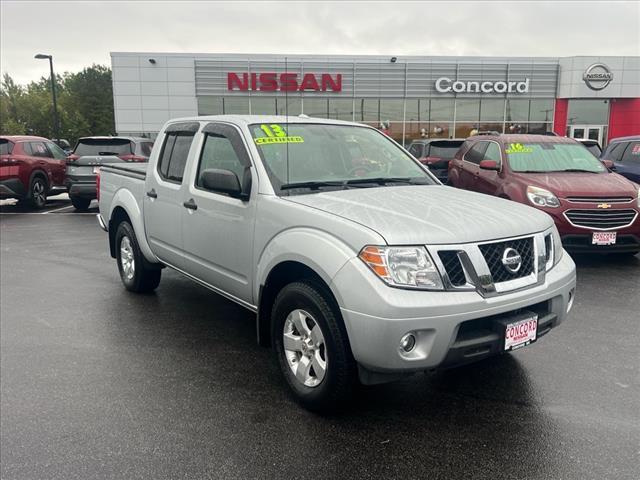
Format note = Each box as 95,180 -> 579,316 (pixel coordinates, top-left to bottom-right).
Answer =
200,168 -> 249,200
479,159 -> 500,171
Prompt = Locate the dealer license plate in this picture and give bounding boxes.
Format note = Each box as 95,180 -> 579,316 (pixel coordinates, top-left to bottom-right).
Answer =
504,316 -> 538,351
592,232 -> 616,245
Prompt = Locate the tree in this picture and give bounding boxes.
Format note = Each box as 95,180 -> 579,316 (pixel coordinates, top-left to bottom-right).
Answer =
0,65 -> 115,145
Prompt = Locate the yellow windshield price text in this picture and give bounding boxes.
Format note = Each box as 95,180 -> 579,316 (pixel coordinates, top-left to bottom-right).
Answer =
506,143 -> 533,154
255,136 -> 304,145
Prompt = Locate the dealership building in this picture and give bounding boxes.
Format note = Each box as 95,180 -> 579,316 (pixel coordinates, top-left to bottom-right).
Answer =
111,53 -> 639,146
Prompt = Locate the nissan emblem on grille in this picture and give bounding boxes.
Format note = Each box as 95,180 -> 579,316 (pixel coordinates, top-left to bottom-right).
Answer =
501,248 -> 522,273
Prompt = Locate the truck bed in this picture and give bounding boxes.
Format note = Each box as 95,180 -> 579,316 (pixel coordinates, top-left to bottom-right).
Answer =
100,162 -> 148,179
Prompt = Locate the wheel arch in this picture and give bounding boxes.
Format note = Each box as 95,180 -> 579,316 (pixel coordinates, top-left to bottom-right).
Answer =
28,168 -> 49,191
255,229 -> 357,347
257,260 -> 345,348
107,188 -> 158,264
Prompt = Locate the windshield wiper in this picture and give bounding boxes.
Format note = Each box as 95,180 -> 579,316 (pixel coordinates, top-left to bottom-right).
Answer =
555,169 -> 601,173
98,151 -> 120,156
345,177 -> 425,186
280,181 -> 347,191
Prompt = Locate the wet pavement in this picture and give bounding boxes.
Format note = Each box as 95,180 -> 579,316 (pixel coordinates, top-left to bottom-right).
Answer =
1,201 -> 639,479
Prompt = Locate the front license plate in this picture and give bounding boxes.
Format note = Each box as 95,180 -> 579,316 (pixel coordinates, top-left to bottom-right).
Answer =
504,316 -> 538,351
93,166 -> 100,174
592,232 -> 616,245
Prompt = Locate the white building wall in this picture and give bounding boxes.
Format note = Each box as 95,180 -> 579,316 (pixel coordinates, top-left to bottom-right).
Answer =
111,53 -> 198,137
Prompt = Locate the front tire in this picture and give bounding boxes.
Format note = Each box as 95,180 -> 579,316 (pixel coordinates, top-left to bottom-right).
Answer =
70,196 -> 91,211
115,221 -> 161,293
272,280 -> 356,412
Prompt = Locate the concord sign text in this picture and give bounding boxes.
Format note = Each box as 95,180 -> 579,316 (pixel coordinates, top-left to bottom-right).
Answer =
435,77 -> 530,94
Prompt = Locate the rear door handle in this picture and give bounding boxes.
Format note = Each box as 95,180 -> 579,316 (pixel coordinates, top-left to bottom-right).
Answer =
183,198 -> 198,210
146,189 -> 157,198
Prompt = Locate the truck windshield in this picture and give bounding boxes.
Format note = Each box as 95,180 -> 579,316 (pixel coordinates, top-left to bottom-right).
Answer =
506,143 -> 606,173
249,123 -> 434,194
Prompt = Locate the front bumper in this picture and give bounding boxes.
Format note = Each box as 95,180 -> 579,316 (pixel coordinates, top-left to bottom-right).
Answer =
541,203 -> 640,254
331,252 -> 576,374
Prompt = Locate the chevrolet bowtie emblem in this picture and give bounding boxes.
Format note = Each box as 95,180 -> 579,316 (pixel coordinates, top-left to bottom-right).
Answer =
597,203 -> 612,209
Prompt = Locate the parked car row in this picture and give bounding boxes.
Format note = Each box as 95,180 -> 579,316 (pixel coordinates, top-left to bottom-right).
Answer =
0,135 -> 153,209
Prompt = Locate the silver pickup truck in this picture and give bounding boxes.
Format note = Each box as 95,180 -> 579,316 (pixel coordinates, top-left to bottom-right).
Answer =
98,115 -> 576,411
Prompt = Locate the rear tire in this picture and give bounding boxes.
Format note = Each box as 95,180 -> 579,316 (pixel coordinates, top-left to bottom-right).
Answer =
27,176 -> 48,209
115,221 -> 161,293
70,196 -> 91,211
271,280 -> 356,412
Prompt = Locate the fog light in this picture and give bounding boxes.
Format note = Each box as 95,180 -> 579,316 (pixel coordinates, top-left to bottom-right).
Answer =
400,333 -> 416,353
567,288 -> 575,313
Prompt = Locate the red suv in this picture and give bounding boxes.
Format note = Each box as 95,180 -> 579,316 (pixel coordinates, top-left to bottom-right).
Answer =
0,136 -> 67,209
448,134 -> 640,255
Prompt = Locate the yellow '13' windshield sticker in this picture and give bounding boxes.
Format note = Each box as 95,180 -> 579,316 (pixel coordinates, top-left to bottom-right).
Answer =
506,143 -> 533,154
255,124 -> 304,145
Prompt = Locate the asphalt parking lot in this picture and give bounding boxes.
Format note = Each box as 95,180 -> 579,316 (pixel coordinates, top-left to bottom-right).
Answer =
1,197 -> 638,480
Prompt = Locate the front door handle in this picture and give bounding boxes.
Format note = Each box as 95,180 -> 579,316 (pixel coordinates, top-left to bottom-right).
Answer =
146,189 -> 157,198
183,198 -> 198,210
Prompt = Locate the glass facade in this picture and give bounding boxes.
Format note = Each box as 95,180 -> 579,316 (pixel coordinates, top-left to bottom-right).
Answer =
197,96 -> 555,145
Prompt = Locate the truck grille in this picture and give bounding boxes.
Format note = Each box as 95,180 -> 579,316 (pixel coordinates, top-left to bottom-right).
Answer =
478,237 -> 535,284
564,209 -> 637,230
566,196 -> 633,203
438,251 -> 466,287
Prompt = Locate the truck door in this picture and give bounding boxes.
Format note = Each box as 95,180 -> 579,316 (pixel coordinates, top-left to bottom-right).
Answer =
475,141 -> 503,196
180,123 -> 256,305
143,122 -> 199,268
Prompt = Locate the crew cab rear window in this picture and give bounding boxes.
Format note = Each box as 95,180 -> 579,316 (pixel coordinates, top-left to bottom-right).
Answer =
157,132 -> 195,183
0,140 -> 13,155
74,139 -> 133,156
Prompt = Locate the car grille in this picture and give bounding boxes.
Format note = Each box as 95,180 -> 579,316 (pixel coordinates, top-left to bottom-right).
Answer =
438,251 -> 466,287
478,237 -> 535,284
566,196 -> 633,203
564,209 -> 638,230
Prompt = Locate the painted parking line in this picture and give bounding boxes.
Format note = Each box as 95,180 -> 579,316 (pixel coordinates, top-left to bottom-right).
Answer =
42,205 -> 76,214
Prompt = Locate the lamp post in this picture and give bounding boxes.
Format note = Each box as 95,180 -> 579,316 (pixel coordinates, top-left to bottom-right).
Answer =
34,54 -> 59,141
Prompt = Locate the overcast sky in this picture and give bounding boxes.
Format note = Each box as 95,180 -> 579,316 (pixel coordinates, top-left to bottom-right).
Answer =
1,0 -> 639,84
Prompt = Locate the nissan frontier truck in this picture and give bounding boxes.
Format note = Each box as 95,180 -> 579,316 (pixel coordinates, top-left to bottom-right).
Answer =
97,115 -> 576,411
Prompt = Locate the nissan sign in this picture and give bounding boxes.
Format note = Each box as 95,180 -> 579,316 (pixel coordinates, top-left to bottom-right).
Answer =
583,63 -> 613,91
228,72 -> 342,92
435,77 -> 530,94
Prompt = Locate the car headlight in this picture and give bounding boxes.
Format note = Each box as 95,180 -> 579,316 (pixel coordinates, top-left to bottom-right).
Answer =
359,246 -> 444,290
527,186 -> 560,208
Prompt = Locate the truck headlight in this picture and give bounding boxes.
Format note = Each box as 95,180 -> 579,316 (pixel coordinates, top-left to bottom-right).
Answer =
545,226 -> 563,271
527,186 -> 560,208
359,246 -> 444,290
552,225 -> 563,268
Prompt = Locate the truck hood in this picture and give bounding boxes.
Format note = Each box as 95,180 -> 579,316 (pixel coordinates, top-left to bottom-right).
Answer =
513,171 -> 638,198
285,185 -> 552,245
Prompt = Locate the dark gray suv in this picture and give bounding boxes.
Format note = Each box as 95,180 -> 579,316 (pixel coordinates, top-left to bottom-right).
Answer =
407,138 -> 464,183
66,136 -> 154,210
